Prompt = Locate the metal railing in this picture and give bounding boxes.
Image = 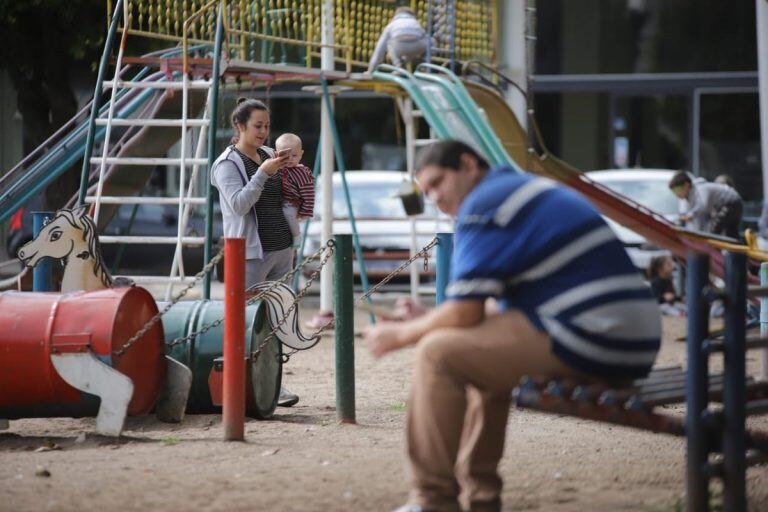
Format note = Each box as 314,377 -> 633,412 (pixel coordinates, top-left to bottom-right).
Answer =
109,0 -> 497,72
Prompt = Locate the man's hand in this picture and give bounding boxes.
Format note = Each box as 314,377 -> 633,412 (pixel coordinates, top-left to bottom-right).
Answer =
364,323 -> 410,359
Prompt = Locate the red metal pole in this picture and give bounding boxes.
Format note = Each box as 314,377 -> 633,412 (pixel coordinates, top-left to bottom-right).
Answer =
223,238 -> 245,441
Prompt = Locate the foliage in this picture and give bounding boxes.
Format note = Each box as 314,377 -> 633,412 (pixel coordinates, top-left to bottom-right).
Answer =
0,0 -> 106,209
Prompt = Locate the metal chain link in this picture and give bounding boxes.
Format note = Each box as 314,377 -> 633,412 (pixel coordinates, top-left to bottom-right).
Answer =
165,240 -> 336,351
355,237 -> 438,306
113,245 -> 226,357
253,236 -> 439,361
123,235 -> 437,361
251,241 -> 336,360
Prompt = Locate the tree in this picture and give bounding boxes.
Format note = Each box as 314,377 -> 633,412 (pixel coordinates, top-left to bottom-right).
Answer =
0,0 -> 105,210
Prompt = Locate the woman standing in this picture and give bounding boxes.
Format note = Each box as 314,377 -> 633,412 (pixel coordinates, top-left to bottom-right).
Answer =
211,98 -> 295,283
211,98 -> 298,407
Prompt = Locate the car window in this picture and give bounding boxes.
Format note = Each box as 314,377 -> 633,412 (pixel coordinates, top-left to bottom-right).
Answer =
597,179 -> 679,215
316,178 -> 442,219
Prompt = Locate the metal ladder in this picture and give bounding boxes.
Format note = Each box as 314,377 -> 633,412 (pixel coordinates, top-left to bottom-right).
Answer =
395,96 -> 439,300
83,14 -> 214,299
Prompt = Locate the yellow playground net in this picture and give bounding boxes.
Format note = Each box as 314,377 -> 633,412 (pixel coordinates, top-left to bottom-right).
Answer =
111,0 -> 497,71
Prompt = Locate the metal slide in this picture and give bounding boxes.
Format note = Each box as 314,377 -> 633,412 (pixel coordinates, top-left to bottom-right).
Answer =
0,48 -> 208,228
373,64 -> 761,277
0,66 -> 158,225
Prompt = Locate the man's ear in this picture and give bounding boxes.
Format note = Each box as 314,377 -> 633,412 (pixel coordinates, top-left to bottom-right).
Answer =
459,152 -> 480,177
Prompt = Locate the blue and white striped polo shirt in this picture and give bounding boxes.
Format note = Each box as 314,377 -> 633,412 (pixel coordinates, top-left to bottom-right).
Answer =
446,168 -> 661,380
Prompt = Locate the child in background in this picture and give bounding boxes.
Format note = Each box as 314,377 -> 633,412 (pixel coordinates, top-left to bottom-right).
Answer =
275,133 -> 315,246
647,255 -> 686,317
669,171 -> 743,239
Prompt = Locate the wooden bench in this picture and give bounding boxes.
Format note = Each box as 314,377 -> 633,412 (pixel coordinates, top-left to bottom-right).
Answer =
513,251 -> 768,512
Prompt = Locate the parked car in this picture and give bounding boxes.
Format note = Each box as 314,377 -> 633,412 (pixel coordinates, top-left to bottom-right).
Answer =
301,171 -> 453,283
585,169 -> 680,270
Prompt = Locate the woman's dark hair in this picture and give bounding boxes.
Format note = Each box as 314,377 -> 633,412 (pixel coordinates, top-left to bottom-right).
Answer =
230,97 -> 270,144
415,140 -> 489,173
668,171 -> 692,189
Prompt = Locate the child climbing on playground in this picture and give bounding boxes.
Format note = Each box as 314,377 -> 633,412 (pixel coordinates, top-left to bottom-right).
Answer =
275,133 -> 315,247
669,171 -> 743,239
367,7 -> 429,72
647,254 -> 686,317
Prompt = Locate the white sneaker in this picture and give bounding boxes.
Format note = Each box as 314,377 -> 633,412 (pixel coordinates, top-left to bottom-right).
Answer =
278,387 -> 299,407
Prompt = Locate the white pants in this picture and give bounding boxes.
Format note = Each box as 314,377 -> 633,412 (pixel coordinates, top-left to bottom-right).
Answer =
388,37 -> 428,67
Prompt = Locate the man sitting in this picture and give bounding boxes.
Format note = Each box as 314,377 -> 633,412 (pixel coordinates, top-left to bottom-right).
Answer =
364,140 -> 661,512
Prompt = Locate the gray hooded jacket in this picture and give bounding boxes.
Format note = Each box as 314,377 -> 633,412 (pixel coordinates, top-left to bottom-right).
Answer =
211,145 -> 275,260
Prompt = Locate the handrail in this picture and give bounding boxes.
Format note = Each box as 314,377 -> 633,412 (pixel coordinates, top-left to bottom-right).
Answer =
203,2 -> 225,300
79,0 -> 125,205
462,60 -> 528,100
0,83 -> 161,225
372,65 -> 452,139
183,0 -> 221,75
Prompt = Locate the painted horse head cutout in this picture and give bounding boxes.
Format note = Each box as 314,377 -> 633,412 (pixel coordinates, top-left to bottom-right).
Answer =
17,206 -> 114,292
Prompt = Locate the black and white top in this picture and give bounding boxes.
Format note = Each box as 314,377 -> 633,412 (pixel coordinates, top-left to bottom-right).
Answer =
234,147 -> 293,252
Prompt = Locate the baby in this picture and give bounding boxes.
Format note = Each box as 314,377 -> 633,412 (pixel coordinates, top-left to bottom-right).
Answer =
275,133 -> 315,246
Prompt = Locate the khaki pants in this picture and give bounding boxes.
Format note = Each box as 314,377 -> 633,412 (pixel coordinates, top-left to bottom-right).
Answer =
406,310 -> 584,512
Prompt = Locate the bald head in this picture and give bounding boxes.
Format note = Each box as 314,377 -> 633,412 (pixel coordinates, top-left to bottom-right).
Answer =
276,133 -> 303,151
275,133 -> 305,166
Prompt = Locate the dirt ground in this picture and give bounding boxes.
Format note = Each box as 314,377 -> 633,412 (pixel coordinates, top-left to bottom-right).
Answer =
3,298 -> 768,512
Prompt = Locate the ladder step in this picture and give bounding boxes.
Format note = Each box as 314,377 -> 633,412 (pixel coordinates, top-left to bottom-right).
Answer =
95,118 -> 209,127
412,110 -> 425,118
99,236 -> 206,245
122,276 -> 200,285
84,196 -> 207,205
103,80 -> 212,90
89,157 -> 208,166
414,138 -> 438,146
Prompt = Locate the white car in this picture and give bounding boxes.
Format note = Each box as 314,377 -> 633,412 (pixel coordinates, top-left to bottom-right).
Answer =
301,171 -> 453,282
585,169 -> 681,270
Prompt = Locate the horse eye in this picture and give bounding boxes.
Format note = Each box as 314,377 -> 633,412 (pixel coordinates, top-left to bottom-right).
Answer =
49,231 -> 61,242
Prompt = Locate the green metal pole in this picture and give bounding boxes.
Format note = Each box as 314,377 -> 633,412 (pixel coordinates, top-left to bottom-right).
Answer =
203,3 -> 225,300
334,234 -> 355,424
78,0 -> 124,205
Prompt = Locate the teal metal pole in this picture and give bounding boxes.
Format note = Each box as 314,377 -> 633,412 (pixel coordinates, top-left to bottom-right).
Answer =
334,234 -> 355,423
78,0 -> 124,205
436,232 -> 453,304
320,77 -> 375,324
31,212 -> 54,291
203,4 -> 225,300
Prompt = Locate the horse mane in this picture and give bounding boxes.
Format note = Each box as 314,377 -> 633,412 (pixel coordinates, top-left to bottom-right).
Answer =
57,208 -> 114,288
249,282 -> 321,351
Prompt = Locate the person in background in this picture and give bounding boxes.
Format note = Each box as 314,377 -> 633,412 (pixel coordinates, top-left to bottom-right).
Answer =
210,97 -> 299,408
365,140 -> 660,512
274,133 -> 315,249
669,171 -> 743,239
647,255 -> 686,317
367,7 -> 428,72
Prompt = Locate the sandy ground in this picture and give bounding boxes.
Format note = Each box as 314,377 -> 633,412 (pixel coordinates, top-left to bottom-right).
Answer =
2,296 -> 768,512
